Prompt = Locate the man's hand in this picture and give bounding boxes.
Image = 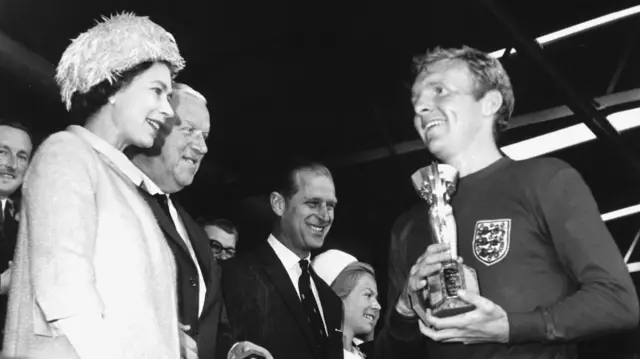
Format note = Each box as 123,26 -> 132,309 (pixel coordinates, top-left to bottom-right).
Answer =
396,243 -> 452,316
0,261 -> 12,295
179,323 -> 198,359
227,341 -> 274,359
419,289 -> 509,344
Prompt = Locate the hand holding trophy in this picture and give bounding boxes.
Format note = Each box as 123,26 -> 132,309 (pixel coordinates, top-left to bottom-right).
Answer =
409,162 -> 480,322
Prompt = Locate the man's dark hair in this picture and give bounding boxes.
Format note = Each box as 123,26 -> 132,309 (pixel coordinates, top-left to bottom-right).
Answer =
0,118 -> 34,146
69,60 -> 171,125
272,157 -> 333,200
201,218 -> 239,239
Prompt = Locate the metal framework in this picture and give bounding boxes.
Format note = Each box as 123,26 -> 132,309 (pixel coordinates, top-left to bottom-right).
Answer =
328,88 -> 640,168
484,0 -> 640,177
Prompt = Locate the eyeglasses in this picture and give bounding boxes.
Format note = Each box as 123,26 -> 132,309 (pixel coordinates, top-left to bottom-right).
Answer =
210,240 -> 236,257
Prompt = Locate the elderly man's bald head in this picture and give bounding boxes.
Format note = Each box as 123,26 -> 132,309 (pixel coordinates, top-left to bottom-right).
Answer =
172,83 -> 207,105
169,83 -> 209,130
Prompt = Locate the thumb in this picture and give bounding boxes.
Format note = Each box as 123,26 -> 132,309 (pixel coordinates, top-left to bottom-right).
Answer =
178,323 -> 191,331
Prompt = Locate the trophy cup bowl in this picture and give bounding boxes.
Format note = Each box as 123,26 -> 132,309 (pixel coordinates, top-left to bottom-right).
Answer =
409,163 -> 480,320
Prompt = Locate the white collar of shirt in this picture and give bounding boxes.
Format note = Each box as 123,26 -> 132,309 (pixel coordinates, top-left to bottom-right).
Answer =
0,198 -> 6,212
267,234 -> 310,272
137,170 -> 164,196
67,125 -> 144,187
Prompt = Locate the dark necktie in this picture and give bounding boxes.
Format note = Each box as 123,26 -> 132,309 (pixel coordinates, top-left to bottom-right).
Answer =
298,259 -> 328,355
153,194 -> 178,232
1,201 -> 12,239
154,194 -> 171,216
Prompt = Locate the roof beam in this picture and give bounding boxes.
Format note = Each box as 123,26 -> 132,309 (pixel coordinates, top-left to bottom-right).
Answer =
483,0 -> 640,178
0,29 -> 57,100
328,88 -> 640,168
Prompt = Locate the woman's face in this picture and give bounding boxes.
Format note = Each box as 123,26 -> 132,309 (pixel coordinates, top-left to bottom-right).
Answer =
342,274 -> 381,336
110,62 -> 175,149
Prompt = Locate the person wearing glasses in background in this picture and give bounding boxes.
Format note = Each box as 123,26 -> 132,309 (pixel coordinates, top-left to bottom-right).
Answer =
202,218 -> 238,261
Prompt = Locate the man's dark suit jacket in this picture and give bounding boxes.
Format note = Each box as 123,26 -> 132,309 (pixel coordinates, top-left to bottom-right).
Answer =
0,199 -> 18,349
222,241 -> 344,359
140,191 -> 231,359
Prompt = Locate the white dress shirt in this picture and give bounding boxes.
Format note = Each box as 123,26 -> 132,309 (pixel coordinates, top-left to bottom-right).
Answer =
267,234 -> 328,332
138,171 -> 207,316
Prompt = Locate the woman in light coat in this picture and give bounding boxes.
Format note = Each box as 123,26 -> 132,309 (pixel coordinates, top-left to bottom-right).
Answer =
3,13 -> 185,359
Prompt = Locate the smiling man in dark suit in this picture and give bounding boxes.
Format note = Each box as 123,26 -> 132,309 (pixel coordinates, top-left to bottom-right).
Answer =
128,83 -> 272,359
222,159 -> 344,359
0,120 -> 33,349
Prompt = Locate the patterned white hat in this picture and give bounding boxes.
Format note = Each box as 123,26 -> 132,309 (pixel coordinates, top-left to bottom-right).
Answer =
312,249 -> 358,286
55,12 -> 186,111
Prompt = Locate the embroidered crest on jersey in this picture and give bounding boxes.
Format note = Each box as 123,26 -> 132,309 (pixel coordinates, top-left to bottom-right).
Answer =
472,219 -> 511,266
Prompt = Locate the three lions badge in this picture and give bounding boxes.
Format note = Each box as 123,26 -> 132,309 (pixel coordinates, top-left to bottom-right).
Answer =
473,219 -> 511,266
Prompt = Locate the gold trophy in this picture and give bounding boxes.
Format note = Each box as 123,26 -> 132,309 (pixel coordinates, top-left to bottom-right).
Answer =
409,162 -> 479,319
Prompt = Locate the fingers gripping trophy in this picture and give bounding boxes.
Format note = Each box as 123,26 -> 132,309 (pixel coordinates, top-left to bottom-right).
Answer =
409,162 -> 480,320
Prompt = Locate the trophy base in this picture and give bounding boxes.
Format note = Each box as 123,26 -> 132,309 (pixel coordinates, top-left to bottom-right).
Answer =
431,296 -> 475,318
411,261 -> 479,322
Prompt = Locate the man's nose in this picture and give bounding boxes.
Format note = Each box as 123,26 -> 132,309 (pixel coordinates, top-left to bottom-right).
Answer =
372,298 -> 381,310
413,94 -> 433,116
1,153 -> 16,169
316,205 -> 330,221
192,134 -> 208,155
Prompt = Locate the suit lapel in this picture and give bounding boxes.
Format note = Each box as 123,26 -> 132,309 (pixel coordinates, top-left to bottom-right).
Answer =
173,202 -> 212,285
258,243 -> 322,359
311,268 -> 344,357
173,201 -> 220,318
138,189 -> 192,257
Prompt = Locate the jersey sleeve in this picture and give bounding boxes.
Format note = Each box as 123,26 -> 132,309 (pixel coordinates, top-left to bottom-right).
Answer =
509,165 -> 639,343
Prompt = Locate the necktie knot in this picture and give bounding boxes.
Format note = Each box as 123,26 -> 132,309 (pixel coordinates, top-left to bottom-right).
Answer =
299,258 -> 310,273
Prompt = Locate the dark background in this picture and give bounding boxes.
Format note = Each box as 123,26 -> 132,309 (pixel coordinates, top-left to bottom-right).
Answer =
1,0 -> 640,356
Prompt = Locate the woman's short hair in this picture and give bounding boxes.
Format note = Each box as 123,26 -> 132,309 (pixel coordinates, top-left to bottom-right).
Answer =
330,261 -> 376,299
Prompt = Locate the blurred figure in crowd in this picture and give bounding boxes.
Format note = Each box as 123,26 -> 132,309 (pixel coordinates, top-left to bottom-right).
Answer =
202,218 -> 238,261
